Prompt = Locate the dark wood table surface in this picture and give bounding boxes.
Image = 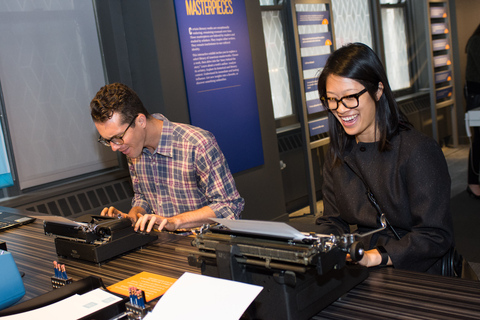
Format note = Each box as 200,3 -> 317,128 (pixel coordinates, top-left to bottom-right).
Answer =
1,207 -> 480,319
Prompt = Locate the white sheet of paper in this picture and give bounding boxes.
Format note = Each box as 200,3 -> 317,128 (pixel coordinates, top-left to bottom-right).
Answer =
144,272 -> 263,320
37,215 -> 87,227
3,288 -> 123,320
210,218 -> 306,241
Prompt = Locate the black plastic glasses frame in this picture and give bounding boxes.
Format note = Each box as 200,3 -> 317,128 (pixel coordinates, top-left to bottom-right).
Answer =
98,115 -> 138,147
321,88 -> 368,111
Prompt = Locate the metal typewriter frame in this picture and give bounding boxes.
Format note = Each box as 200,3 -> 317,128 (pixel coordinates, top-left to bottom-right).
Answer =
178,217 -> 387,320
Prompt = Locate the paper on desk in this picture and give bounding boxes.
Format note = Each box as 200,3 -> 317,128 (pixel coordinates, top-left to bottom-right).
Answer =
2,288 -> 123,320
144,272 -> 262,320
107,271 -> 177,302
38,215 -> 86,227
210,218 -> 306,241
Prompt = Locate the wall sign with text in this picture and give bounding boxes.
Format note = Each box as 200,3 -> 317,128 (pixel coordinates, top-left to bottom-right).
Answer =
174,0 -> 264,173
295,8 -> 332,133
429,1 -> 454,104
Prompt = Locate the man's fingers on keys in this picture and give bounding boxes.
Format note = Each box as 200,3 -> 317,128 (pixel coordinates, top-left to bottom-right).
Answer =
139,214 -> 154,232
158,219 -> 168,231
101,206 -> 116,217
108,207 -> 118,216
147,216 -> 157,233
134,215 -> 144,232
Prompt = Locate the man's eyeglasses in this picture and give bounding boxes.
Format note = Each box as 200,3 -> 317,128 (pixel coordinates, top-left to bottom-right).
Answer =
98,115 -> 138,147
321,88 -> 368,111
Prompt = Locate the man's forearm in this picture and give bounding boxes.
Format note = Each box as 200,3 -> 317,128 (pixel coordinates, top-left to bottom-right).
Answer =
169,206 -> 217,230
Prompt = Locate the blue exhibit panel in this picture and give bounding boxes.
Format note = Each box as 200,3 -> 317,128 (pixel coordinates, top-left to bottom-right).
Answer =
296,11 -> 330,26
304,78 -> 317,93
299,32 -> 332,48
436,87 -> 453,101
174,0 -> 264,173
432,39 -> 449,51
306,98 -> 325,114
308,117 -> 329,136
430,6 -> 447,18
433,54 -> 451,68
302,54 -> 330,71
435,70 -> 452,83
431,23 -> 448,35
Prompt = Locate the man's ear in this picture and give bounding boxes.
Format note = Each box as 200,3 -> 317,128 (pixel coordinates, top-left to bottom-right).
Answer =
376,82 -> 384,101
137,113 -> 147,128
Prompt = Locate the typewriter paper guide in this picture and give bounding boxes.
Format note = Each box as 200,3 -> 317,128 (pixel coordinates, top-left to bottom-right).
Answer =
40,215 -> 87,227
210,218 -> 306,241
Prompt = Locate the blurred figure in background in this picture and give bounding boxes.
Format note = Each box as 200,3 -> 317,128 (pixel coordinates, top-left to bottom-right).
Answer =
465,22 -> 480,199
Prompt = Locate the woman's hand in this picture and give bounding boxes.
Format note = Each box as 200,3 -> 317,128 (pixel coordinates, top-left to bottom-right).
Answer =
347,249 -> 390,267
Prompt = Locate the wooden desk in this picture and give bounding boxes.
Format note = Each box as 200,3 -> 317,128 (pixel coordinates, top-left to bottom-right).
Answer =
0,208 -> 199,303
1,207 -> 480,319
314,268 -> 480,319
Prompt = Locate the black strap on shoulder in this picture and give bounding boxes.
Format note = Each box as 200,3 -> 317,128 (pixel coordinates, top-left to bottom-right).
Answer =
344,160 -> 401,240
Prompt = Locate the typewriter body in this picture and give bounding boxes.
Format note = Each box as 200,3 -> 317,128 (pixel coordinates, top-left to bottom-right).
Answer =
179,219 -> 378,320
44,214 -> 158,263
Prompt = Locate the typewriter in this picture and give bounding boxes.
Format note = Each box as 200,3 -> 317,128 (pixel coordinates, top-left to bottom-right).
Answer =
44,214 -> 158,263
178,217 -> 387,320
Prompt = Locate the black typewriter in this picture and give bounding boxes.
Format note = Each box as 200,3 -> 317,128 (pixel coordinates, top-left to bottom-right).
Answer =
44,214 -> 158,263
178,217 -> 387,320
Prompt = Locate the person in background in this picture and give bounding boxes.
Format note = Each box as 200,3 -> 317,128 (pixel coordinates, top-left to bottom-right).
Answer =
315,43 -> 455,275
465,22 -> 480,199
90,83 -> 244,233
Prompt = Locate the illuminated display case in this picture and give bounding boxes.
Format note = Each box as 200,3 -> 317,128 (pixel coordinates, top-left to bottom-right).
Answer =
288,0 -> 335,216
426,0 -> 458,146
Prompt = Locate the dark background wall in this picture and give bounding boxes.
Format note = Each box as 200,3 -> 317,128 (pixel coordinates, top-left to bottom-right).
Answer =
94,0 -> 287,221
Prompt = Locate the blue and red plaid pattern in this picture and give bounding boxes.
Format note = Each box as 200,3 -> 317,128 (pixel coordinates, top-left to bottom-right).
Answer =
128,114 -> 244,219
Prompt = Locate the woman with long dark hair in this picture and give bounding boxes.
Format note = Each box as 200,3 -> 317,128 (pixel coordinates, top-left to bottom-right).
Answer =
315,43 -> 454,275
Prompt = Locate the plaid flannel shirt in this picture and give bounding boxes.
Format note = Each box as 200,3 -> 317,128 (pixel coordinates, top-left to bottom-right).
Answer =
128,114 -> 244,219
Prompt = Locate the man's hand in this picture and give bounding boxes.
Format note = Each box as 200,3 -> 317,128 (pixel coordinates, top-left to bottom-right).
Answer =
132,206 -> 216,233
134,214 -> 172,233
101,206 -> 122,217
100,206 -> 138,225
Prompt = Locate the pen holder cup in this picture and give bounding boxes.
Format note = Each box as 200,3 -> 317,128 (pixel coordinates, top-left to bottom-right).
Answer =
51,276 -> 73,289
0,250 -> 25,310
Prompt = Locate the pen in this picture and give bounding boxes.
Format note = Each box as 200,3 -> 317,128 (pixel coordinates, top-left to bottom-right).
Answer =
136,289 -> 145,308
53,261 -> 59,278
61,264 -> 68,279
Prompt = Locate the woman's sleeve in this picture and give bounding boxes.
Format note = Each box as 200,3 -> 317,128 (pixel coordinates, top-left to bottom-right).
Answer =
386,138 -> 454,272
315,158 -> 351,236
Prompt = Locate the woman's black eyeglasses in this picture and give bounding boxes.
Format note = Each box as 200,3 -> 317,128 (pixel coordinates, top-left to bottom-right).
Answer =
321,88 -> 368,111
